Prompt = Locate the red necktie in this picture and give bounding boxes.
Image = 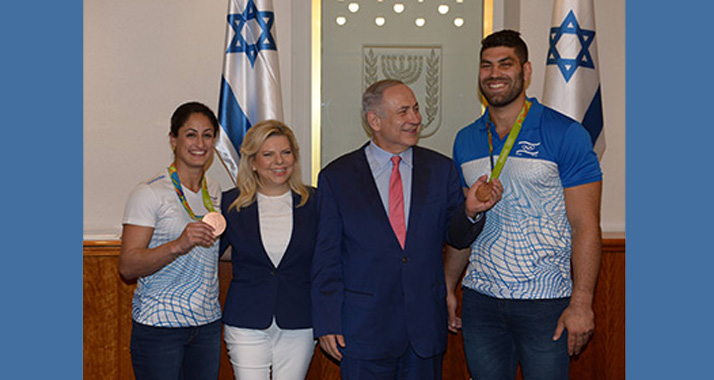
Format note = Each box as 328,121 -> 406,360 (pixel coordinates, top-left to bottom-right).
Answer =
389,156 -> 406,249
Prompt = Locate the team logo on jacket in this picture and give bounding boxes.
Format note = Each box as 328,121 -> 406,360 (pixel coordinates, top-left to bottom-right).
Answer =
515,141 -> 540,157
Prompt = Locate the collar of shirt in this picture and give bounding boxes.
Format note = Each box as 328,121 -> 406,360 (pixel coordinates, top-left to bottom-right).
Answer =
365,140 -> 413,175
365,140 -> 413,227
480,96 -> 543,135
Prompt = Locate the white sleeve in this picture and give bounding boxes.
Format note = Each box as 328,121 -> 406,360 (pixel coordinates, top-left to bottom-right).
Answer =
122,183 -> 160,228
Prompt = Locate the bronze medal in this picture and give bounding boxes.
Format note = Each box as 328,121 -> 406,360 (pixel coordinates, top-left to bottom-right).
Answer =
202,212 -> 226,236
476,182 -> 492,202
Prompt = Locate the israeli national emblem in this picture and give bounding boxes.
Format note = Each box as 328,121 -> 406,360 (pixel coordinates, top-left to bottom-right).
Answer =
363,46 -> 442,138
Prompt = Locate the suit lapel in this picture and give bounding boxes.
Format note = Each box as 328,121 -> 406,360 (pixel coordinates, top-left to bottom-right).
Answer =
355,146 -> 392,224
279,191 -> 301,268
351,145 -> 410,251
359,144 -> 432,252
242,200 -> 277,269
407,147 -> 429,247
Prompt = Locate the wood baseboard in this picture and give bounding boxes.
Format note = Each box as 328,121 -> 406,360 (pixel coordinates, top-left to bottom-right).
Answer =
84,238 -> 625,380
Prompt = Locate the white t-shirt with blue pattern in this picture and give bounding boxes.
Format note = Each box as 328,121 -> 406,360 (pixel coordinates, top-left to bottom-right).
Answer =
453,98 -> 602,299
122,169 -> 222,327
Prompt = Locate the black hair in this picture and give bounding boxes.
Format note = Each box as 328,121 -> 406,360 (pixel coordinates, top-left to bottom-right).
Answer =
169,101 -> 219,137
481,29 -> 529,64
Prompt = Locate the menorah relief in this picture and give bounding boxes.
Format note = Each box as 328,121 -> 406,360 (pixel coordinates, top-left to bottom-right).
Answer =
381,55 -> 423,85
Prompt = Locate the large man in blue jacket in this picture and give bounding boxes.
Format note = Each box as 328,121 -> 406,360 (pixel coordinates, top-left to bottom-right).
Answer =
311,79 -> 503,379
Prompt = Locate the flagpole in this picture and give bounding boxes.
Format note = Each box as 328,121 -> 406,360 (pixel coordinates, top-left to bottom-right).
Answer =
213,147 -> 238,187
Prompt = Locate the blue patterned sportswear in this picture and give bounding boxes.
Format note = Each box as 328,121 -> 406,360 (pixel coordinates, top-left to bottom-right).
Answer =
452,98 -> 602,299
122,170 -> 222,327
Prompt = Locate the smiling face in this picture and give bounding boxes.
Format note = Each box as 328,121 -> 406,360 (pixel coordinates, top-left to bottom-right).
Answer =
478,46 -> 531,108
170,112 -> 216,170
368,84 -> 422,154
252,134 -> 295,195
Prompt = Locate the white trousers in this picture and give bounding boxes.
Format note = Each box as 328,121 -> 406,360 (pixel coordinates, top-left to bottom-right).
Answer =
223,320 -> 315,380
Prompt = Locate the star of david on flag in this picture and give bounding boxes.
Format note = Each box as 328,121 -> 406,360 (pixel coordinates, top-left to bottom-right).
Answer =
226,0 -> 277,67
543,0 -> 605,159
215,0 -> 283,182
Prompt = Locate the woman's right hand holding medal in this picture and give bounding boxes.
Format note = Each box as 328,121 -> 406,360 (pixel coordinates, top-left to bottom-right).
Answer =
174,221 -> 217,254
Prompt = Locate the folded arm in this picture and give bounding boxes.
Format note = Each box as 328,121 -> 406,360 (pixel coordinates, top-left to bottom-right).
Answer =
119,222 -> 215,280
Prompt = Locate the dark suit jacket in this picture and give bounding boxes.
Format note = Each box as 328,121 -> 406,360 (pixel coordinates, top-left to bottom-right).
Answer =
311,144 -> 484,360
220,187 -> 318,329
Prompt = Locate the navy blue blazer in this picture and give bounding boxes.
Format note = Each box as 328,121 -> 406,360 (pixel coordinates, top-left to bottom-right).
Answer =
220,187 -> 318,330
311,144 -> 485,360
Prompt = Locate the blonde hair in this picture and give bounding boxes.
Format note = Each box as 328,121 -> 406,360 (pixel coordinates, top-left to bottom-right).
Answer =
228,120 -> 310,211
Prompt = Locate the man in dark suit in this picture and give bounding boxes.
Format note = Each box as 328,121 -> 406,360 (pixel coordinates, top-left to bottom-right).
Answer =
311,79 -> 503,379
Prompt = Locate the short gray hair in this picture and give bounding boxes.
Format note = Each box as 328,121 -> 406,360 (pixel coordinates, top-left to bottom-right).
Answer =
362,79 -> 405,121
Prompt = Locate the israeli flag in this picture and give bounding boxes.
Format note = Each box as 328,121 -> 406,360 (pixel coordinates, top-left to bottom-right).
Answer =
543,0 -> 605,159
215,0 -> 283,182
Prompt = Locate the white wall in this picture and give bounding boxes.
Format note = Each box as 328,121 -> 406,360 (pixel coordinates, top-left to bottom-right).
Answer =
83,0 -> 306,238
516,0 -> 626,233
84,0 -> 624,238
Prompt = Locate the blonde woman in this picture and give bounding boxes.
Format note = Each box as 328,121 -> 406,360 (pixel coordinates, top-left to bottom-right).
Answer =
220,120 -> 317,380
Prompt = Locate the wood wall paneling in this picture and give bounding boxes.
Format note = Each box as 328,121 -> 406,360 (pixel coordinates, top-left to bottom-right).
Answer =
84,239 -> 625,380
83,245 -> 136,379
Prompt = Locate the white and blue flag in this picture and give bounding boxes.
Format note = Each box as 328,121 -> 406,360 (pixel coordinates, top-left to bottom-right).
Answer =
543,0 -> 605,159
216,0 -> 283,181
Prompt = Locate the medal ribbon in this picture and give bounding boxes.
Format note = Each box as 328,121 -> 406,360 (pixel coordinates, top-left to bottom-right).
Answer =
168,163 -> 216,220
487,100 -> 532,181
